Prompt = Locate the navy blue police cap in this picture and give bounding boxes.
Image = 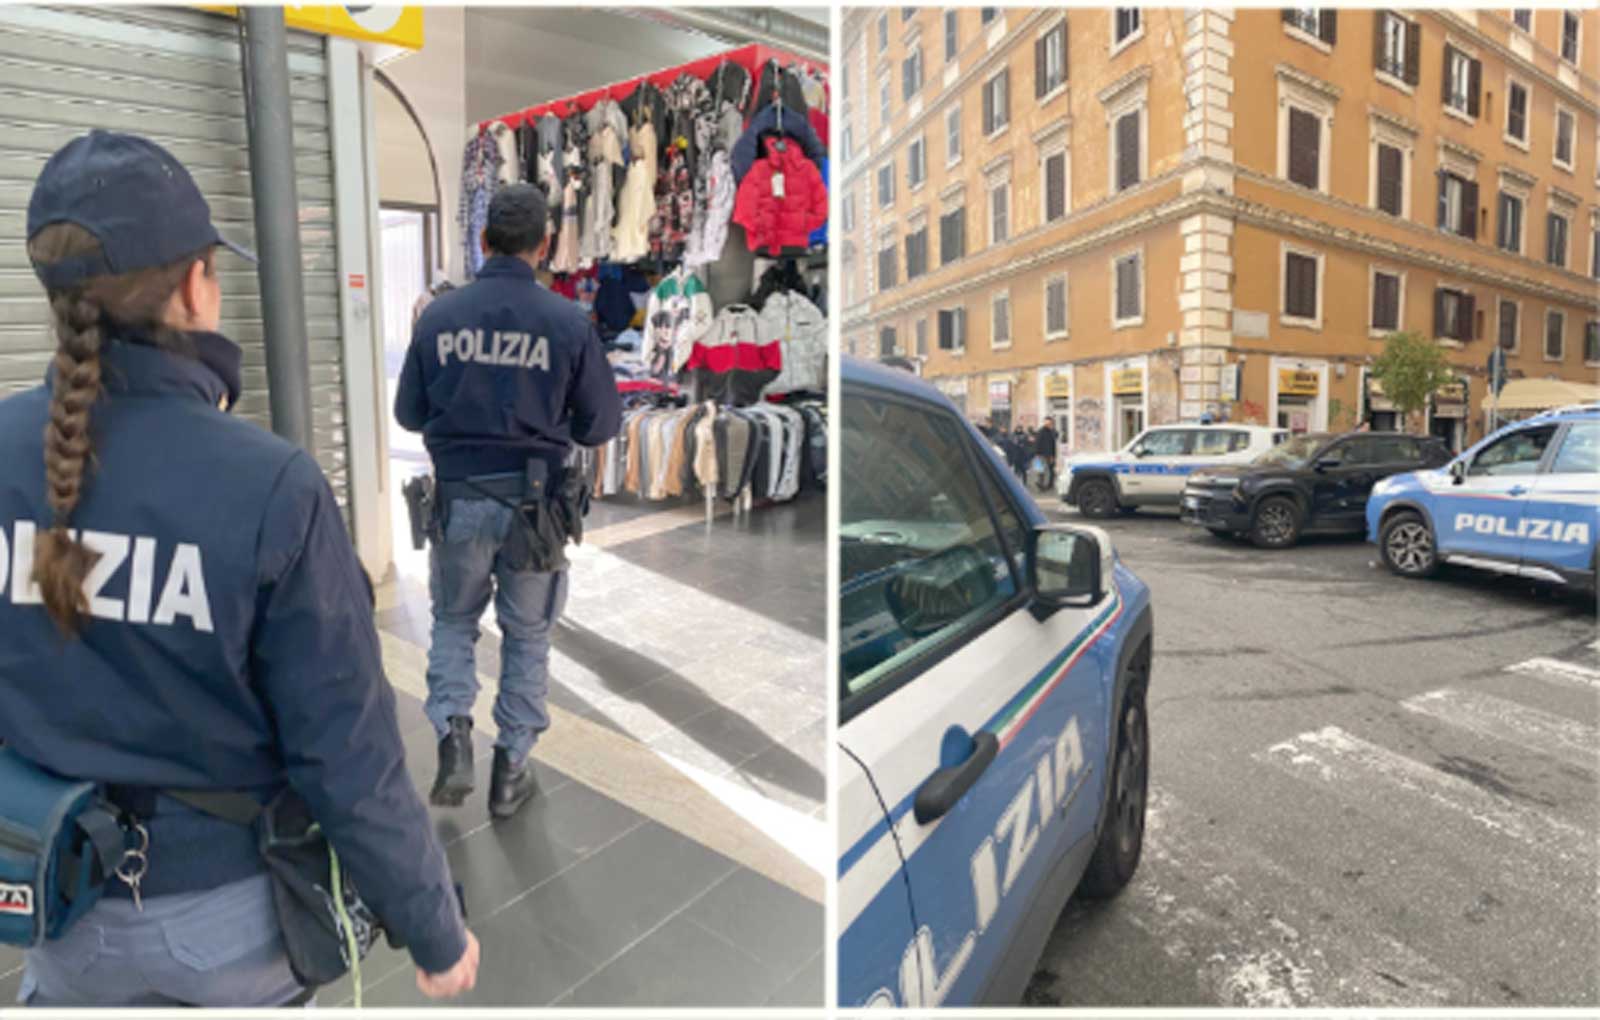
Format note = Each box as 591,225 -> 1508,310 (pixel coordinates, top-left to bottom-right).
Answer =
27,130 -> 256,289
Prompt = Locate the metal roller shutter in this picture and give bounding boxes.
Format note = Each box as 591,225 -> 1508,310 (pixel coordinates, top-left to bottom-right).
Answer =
0,5 -> 350,510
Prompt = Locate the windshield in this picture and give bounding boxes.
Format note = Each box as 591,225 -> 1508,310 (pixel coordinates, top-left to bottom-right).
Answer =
1253,433 -> 1330,467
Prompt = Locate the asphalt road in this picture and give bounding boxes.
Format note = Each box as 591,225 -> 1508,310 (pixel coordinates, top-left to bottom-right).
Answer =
1024,502 -> 1599,1008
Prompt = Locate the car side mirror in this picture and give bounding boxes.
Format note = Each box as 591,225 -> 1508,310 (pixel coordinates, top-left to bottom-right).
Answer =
884,544 -> 999,639
1449,460 -> 1467,485
1029,523 -> 1111,614
1131,447 -> 1150,458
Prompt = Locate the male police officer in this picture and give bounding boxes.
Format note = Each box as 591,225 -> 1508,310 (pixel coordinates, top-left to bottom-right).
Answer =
396,183 -> 621,819
0,130 -> 476,1004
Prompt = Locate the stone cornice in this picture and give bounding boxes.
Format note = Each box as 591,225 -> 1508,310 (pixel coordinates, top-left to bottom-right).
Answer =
1097,65 -> 1153,108
1033,116 -> 1072,146
1438,137 -> 1484,166
1548,184 -> 1581,209
1497,163 -> 1539,189
1275,64 -> 1342,104
1367,105 -> 1421,137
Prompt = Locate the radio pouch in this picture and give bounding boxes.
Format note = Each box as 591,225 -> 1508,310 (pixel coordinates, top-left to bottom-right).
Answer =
0,748 -> 125,948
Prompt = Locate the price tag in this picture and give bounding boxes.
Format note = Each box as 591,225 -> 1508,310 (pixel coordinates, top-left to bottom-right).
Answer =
772,172 -> 786,198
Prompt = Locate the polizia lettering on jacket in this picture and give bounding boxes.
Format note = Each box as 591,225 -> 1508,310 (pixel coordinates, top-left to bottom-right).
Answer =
0,520 -> 213,632
435,329 -> 551,371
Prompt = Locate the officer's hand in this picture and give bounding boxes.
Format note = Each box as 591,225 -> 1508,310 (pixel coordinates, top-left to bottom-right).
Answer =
416,929 -> 480,999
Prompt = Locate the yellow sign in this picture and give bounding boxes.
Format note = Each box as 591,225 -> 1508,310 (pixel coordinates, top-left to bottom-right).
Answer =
1111,368 -> 1143,395
1044,374 -> 1071,398
201,6 -> 423,49
1278,368 -> 1321,396
1435,382 -> 1466,404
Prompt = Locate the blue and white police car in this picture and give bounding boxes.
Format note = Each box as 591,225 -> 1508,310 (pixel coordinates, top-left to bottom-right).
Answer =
1057,423 -> 1286,518
839,357 -> 1155,1006
1367,404 -> 1599,591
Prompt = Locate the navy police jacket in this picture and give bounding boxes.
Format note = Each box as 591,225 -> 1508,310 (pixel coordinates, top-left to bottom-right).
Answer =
396,255 -> 623,480
0,332 -> 466,974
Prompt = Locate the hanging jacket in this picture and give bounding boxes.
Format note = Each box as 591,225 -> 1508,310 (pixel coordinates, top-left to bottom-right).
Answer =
808,157 -> 829,248
489,121 -> 520,184
688,304 -> 781,406
460,131 -> 503,279
580,112 -> 623,265
664,73 -> 712,186
614,121 -> 657,263
643,268 -> 714,381
733,138 -> 829,256
758,290 -> 828,396
650,145 -> 693,263
746,62 -> 809,124
621,81 -> 669,159
536,113 -> 564,160
730,104 -> 826,184
707,61 -> 752,113
684,149 -> 736,268
549,176 -> 584,274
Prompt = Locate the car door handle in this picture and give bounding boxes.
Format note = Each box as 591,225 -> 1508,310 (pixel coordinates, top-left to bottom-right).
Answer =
1507,485 -> 1527,497
913,730 -> 999,824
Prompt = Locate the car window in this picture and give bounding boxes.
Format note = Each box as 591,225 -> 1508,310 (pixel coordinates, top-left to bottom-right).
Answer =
1192,430 -> 1234,456
972,456 -> 1029,582
1134,429 -> 1190,457
1254,433 -> 1327,467
1229,431 -> 1255,452
1468,425 -> 1557,477
840,391 -> 1023,708
1369,436 -> 1420,463
1550,421 -> 1599,475
1323,439 -> 1368,465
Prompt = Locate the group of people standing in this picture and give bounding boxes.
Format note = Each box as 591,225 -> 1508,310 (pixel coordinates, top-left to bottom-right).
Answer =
980,419 -> 1059,490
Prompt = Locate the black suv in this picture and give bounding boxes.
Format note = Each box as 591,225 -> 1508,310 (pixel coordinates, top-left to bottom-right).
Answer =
1179,431 -> 1452,548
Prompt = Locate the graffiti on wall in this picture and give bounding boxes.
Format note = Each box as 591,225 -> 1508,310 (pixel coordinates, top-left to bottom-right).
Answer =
1074,397 -> 1105,452
1232,399 -> 1266,425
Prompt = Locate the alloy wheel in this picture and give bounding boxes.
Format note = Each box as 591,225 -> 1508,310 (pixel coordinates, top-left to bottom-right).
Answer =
1386,521 -> 1435,574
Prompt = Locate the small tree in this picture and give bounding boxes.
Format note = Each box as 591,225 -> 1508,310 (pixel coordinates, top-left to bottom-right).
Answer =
1369,331 -> 1456,432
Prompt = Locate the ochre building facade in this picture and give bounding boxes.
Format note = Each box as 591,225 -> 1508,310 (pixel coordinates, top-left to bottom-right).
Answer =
838,7 -> 1600,453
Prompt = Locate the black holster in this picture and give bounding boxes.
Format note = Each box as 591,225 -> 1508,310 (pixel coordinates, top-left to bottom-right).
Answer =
401,475 -> 440,550
460,461 -> 590,574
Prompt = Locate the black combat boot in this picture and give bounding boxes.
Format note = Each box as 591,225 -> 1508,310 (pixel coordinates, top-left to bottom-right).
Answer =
429,716 -> 475,807
488,747 -> 538,819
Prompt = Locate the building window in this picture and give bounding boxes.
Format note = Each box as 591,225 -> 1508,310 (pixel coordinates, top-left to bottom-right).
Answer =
939,207 -> 966,264
989,181 -> 1009,244
1374,142 -> 1405,215
1554,107 -> 1576,170
879,75 -> 892,128
946,104 -> 962,165
907,136 -> 927,190
1546,211 -> 1569,268
1433,287 -> 1475,341
1561,11 -> 1579,65
878,239 -> 899,291
1545,309 -> 1565,360
1283,104 -> 1328,192
1113,251 -> 1143,326
1505,80 -> 1529,146
1282,248 -> 1322,326
842,192 -> 856,232
1045,274 -> 1069,339
1512,9 -> 1531,32
1496,191 -> 1523,254
1374,12 -> 1419,87
1436,171 -> 1477,239
1498,299 -> 1520,352
1442,45 -> 1481,118
915,318 -> 929,358
1592,225 -> 1600,279
902,47 -> 924,101
905,225 -> 929,280
1371,269 -> 1402,332
842,123 -> 854,163
938,306 -> 968,351
1113,8 -> 1142,49
1113,109 -> 1142,192
945,10 -> 958,61
1041,148 -> 1068,223
1036,20 -> 1068,98
877,12 -> 889,52
991,291 -> 1011,349
1283,9 -> 1337,46
878,162 -> 895,208
901,7 -> 915,23
982,69 -> 1010,135
1585,320 -> 1600,364
879,326 -> 897,358
980,8 -> 996,26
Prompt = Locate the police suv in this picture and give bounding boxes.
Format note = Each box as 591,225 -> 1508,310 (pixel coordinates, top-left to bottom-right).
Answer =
1057,423 -> 1286,518
1367,404 -> 1599,590
839,358 -> 1155,1006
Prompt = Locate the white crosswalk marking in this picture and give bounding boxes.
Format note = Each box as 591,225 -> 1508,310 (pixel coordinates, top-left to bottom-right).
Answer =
1402,688 -> 1600,772
1260,726 -> 1593,865
1506,656 -> 1600,691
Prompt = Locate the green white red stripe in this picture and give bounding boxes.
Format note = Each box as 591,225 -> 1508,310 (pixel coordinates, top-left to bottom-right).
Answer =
988,582 -> 1125,749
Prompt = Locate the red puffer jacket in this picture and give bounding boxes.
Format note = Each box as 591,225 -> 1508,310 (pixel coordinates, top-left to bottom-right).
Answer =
733,137 -> 828,255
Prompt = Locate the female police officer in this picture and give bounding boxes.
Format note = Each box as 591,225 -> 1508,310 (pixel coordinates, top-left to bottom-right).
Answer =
0,131 -> 479,1005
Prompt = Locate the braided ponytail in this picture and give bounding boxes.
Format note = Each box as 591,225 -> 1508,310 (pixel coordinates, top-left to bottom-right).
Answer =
26,222 -> 209,637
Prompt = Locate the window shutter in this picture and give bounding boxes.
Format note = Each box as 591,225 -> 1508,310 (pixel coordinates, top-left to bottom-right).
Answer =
938,309 -> 952,349
1035,34 -> 1048,99
1404,22 -> 1421,84
1377,145 -> 1402,214
1467,58 -> 1481,116
1281,8 -> 1293,25
1059,22 -> 1069,83
1045,153 -> 1065,221
1372,12 -> 1386,69
983,80 -> 994,134
1288,108 -> 1319,189
1116,111 -> 1139,190
1462,180 -> 1478,239
999,69 -> 1010,127
1432,289 -> 1446,337
1320,10 -> 1337,43
1508,86 -> 1524,139
1435,171 -> 1448,229
1441,45 -> 1454,103
1461,293 -> 1476,339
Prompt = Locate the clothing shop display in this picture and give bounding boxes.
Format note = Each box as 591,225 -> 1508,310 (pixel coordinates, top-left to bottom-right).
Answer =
733,136 -> 828,255
613,119 -> 657,263
757,289 -> 826,397
687,303 -> 780,406
642,266 -> 714,380
459,132 -> 503,278
730,103 -> 826,185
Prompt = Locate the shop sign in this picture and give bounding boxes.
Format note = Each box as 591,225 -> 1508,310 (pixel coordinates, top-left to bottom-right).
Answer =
1434,381 -> 1467,405
1366,375 -> 1396,412
1111,367 -> 1143,395
1043,373 -> 1071,398
200,5 -> 424,49
1278,368 -> 1320,396
989,381 -> 1012,409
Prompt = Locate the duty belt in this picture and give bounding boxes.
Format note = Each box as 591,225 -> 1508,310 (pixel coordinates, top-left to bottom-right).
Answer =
438,473 -> 527,503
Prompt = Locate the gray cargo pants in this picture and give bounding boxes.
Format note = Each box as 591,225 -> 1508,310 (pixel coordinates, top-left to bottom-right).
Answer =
18,874 -> 307,1007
